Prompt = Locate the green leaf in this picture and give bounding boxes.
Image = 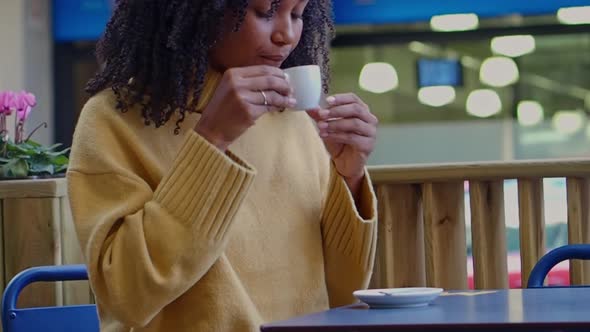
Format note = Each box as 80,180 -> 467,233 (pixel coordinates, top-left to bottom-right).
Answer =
5,143 -> 18,152
30,162 -> 54,175
45,147 -> 70,157
51,155 -> 69,166
7,159 -> 29,177
1,165 -> 9,177
55,164 -> 68,173
45,143 -> 63,150
0,139 -> 69,177
10,144 -> 36,156
24,140 -> 42,147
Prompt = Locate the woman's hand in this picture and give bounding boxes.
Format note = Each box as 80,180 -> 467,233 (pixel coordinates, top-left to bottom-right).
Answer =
195,65 -> 296,151
308,93 -> 378,193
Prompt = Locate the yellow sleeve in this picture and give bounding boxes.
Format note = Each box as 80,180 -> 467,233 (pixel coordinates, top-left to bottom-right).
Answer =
321,164 -> 378,308
68,130 -> 255,327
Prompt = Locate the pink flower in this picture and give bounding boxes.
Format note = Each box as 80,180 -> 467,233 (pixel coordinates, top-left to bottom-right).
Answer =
0,91 -> 15,115
21,91 -> 37,108
14,91 -> 36,122
17,106 -> 33,122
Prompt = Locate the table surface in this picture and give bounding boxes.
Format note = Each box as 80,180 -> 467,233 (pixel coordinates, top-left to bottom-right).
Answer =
261,288 -> 590,332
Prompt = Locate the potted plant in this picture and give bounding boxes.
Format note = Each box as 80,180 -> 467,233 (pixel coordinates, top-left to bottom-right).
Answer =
0,90 -> 69,179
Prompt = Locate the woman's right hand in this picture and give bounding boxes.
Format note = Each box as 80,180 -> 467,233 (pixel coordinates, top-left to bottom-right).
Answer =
195,65 -> 296,151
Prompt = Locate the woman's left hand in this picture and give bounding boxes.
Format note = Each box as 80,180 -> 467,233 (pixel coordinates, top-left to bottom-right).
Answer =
307,93 -> 378,182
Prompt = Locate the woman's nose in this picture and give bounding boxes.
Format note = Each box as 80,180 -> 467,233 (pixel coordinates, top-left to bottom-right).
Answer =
271,15 -> 296,46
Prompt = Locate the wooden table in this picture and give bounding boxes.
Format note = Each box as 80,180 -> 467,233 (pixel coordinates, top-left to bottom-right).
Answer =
261,288 -> 590,331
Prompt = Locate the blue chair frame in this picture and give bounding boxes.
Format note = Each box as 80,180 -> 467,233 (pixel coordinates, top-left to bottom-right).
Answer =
527,244 -> 590,288
1,264 -> 99,332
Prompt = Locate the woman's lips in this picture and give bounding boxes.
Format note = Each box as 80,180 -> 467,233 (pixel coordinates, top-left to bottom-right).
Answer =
261,54 -> 287,61
260,54 -> 287,66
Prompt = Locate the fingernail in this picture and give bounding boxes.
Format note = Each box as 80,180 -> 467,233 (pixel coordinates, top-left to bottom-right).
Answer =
288,98 -> 297,107
318,121 -> 328,129
320,132 -> 329,138
319,109 -> 330,118
326,96 -> 336,105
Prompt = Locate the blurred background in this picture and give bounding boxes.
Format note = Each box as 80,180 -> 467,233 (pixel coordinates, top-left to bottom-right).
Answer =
2,0 -> 589,162
1,0 -> 590,287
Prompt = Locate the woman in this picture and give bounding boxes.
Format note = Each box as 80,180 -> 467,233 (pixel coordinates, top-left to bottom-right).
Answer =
68,0 -> 379,331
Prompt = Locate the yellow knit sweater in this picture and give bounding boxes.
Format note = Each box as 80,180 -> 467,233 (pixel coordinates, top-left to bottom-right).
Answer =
67,70 -> 378,332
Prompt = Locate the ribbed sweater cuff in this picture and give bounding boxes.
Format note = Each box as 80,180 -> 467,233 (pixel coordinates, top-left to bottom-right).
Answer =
154,131 -> 256,240
322,166 -> 377,269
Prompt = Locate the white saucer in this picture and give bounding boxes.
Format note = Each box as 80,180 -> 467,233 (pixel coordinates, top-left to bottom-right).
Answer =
353,287 -> 443,309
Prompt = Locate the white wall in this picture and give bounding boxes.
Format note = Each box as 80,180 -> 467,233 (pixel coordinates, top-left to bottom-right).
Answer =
0,1 -> 25,88
0,0 -> 53,145
0,0 -> 24,140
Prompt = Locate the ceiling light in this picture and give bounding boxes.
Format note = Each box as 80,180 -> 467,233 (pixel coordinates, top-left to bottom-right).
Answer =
553,110 -> 585,135
557,6 -> 590,25
480,57 -> 519,87
466,89 -> 502,118
359,62 -> 399,94
430,14 -> 479,32
491,35 -> 536,57
418,86 -> 456,107
517,101 -> 544,126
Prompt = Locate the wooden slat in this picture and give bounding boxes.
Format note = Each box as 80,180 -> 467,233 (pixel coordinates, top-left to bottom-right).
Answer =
60,197 -> 93,305
566,177 -> 590,285
423,182 -> 467,289
518,178 -> 545,288
0,178 -> 67,199
470,181 -> 508,289
52,197 -> 64,306
371,184 -> 425,288
369,159 -> 590,184
3,198 -> 62,307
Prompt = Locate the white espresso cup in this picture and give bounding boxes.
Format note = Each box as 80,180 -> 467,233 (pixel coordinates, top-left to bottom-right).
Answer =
284,65 -> 322,110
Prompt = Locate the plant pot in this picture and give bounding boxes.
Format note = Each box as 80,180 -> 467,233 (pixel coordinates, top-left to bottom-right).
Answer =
0,176 -> 92,308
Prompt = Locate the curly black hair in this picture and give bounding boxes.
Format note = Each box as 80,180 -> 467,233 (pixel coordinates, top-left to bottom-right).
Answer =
86,0 -> 334,133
